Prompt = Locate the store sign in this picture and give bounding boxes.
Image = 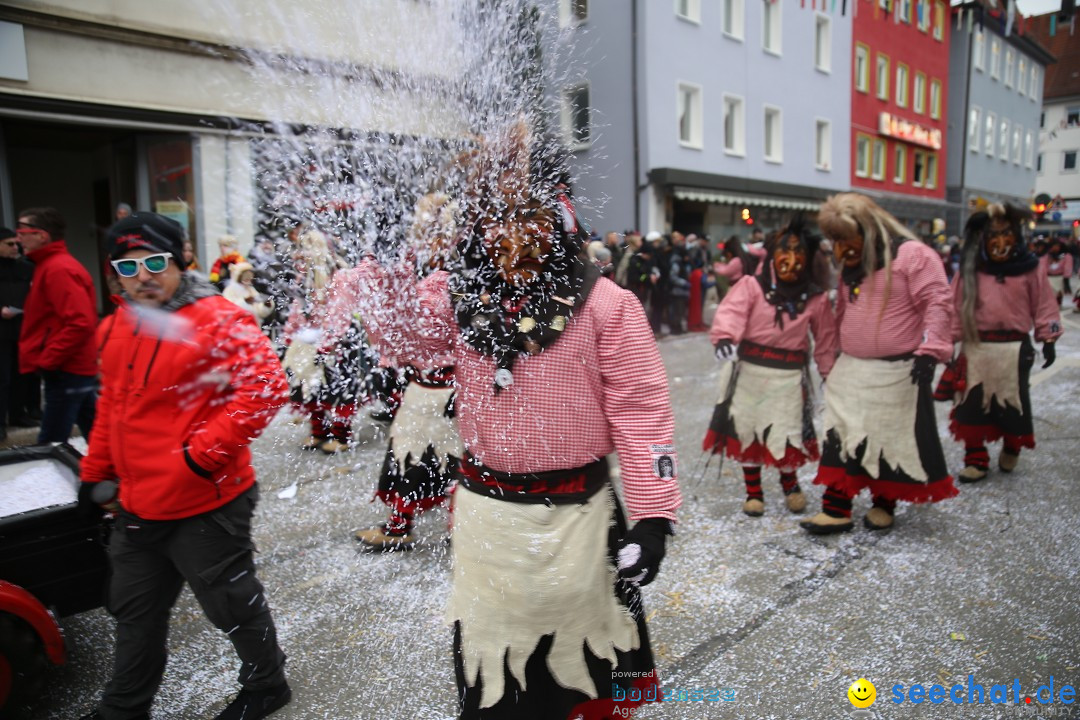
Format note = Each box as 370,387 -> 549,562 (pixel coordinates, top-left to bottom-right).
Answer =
879,112 -> 942,150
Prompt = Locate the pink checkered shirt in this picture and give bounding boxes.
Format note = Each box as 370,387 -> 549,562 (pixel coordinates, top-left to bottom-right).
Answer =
356,260 -> 681,522
836,240 -> 954,363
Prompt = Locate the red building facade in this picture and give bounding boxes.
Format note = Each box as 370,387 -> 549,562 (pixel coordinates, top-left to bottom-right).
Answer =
851,0 -> 951,226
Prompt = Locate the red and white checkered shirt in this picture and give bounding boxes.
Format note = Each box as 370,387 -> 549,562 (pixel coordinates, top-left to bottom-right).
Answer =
836,240 -> 954,363
356,260 -> 682,522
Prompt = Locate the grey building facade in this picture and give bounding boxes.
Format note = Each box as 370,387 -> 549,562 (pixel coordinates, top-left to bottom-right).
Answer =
551,0 -> 852,239
945,10 -> 1053,233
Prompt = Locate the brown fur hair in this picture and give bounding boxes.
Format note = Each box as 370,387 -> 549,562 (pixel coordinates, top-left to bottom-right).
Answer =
817,192 -> 917,318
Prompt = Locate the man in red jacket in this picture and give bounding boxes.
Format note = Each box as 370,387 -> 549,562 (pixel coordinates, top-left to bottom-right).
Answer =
79,212 -> 292,720
15,207 -> 98,443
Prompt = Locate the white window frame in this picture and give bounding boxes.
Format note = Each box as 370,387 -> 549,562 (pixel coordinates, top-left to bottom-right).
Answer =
917,0 -> 931,31
815,118 -> 831,171
559,0 -> 588,28
723,0 -> 745,40
764,105 -> 783,163
990,37 -> 1001,80
854,44 -> 870,93
561,82 -> 591,151
1018,57 -> 1027,96
896,64 -> 909,108
969,106 -> 981,153
677,82 -> 704,149
1030,66 -> 1040,102
999,118 -> 1010,161
913,72 -> 926,114
925,153 -> 938,189
1025,130 -> 1034,168
855,135 -> 871,178
912,150 -> 926,187
762,0 -> 782,56
876,53 -> 890,101
929,79 -> 941,119
898,0 -> 912,23
1004,48 -> 1015,88
675,0 -> 702,24
1012,125 -> 1022,165
871,138 -> 886,181
814,13 -> 831,73
973,30 -> 985,72
723,93 -> 746,156
894,143 -> 906,184
933,1 -> 945,40
984,111 -> 996,156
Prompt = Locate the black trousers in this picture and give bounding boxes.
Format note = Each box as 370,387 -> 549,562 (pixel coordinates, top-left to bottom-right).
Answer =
98,486 -> 286,719
0,338 -> 37,425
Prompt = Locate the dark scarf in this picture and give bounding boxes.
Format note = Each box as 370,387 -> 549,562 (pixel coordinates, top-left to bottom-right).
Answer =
756,263 -> 822,329
976,244 -> 1039,280
450,197 -> 598,391
840,237 -> 906,302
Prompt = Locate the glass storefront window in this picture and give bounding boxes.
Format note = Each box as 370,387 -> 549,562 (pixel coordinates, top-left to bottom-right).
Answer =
144,137 -> 196,249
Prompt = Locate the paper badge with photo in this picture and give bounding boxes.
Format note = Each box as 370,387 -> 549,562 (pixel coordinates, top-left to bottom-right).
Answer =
650,444 -> 677,481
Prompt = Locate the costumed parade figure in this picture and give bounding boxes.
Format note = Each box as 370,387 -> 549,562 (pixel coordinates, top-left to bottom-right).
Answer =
801,193 -> 957,534
354,123 -> 681,720
703,216 -> 838,517
208,234 -> 245,288
936,204 -> 1061,482
351,192 -> 464,551
281,228 -> 370,454
1042,237 -> 1073,307
222,261 -> 274,323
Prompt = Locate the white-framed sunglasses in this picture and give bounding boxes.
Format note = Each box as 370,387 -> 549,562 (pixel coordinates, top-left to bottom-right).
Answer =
111,253 -> 172,278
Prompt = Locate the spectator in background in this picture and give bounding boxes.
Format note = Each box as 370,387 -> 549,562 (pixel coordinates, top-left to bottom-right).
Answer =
182,240 -> 200,272
0,227 -> 37,440
604,231 -> 624,273
208,234 -> 245,288
114,202 -> 132,222
647,231 -> 670,335
686,234 -> 710,331
223,262 -> 274,323
15,207 -> 98,443
667,232 -> 690,335
615,231 -> 641,288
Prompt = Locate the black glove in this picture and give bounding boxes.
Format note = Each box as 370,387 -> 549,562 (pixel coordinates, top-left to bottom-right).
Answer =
78,480 -> 119,513
715,339 -> 735,362
910,355 -> 936,385
1042,342 -> 1056,369
617,517 -> 673,587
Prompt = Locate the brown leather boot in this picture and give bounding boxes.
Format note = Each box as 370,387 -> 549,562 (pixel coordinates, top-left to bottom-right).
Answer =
799,512 -> 854,535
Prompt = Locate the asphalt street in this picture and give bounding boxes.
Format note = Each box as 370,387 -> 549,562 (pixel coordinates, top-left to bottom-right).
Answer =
23,313 -> 1080,720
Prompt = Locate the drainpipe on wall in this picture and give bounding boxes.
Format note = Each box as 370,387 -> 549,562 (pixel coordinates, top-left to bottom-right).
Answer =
958,24 -> 973,233
631,0 -> 641,232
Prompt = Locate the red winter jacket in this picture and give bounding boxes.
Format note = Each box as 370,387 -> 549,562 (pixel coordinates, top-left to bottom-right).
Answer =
19,240 -> 98,376
81,285 -> 289,520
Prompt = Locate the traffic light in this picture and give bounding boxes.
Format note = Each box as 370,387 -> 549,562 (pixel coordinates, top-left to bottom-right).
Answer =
1033,193 -> 1052,221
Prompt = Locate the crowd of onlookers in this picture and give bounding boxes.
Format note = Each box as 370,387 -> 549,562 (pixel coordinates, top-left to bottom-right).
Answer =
581,227 -> 776,337
4,201 -> 1079,449
583,224 -> 1080,338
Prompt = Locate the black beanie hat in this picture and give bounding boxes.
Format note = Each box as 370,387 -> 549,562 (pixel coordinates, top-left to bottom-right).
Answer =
107,212 -> 185,269
0,227 -> 13,241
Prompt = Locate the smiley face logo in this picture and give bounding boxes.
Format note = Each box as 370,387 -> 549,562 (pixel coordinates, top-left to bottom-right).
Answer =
848,678 -> 876,708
